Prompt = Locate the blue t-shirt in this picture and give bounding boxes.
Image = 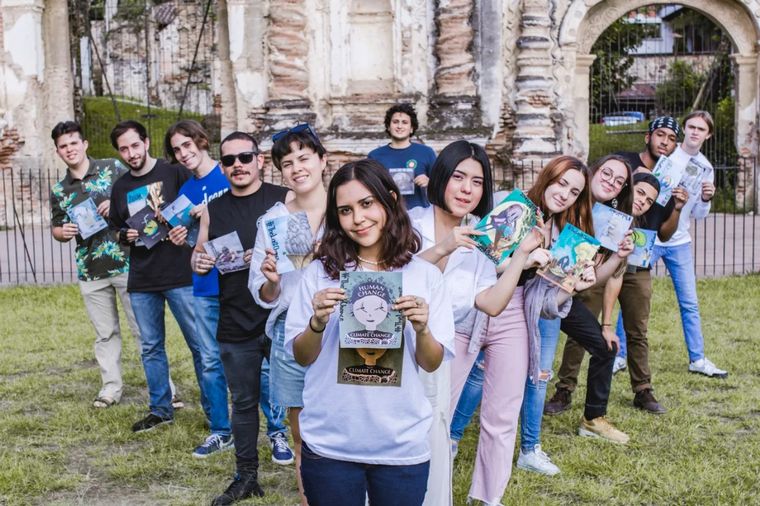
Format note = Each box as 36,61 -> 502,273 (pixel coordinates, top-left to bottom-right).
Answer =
368,142 -> 436,209
178,165 -> 230,296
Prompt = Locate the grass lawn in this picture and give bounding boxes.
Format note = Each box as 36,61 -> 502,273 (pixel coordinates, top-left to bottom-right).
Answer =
2,276 -> 759,505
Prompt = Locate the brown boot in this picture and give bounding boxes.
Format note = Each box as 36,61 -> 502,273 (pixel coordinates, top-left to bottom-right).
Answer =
544,387 -> 572,416
633,388 -> 667,414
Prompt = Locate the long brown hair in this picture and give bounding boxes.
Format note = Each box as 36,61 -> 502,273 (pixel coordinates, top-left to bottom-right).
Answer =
316,159 -> 421,279
526,155 -> 594,235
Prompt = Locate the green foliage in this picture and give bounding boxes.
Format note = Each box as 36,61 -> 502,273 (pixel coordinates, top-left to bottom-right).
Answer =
588,122 -> 647,163
655,61 -> 706,116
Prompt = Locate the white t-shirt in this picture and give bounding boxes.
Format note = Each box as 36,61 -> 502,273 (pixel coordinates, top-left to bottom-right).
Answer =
284,257 -> 455,465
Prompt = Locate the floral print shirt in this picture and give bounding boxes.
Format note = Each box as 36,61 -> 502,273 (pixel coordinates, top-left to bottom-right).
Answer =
50,158 -> 130,281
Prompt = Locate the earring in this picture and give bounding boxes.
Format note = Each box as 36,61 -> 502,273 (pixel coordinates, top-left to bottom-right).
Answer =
611,198 -> 618,209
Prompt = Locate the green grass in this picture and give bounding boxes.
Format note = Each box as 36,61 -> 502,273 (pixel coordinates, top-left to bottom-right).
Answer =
1,277 -> 759,504
588,121 -> 648,163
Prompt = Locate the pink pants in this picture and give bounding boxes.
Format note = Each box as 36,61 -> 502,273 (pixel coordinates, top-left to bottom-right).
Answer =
450,287 -> 529,504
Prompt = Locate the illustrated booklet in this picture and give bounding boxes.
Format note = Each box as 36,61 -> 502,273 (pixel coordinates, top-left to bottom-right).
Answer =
263,211 -> 315,274
537,223 -> 601,293
203,231 -> 247,274
337,270 -> 404,387
591,202 -> 633,252
161,194 -> 200,247
628,228 -> 657,268
126,205 -> 169,249
471,188 -> 539,264
67,197 -> 108,240
652,155 -> 685,206
677,156 -> 710,197
389,168 -> 416,195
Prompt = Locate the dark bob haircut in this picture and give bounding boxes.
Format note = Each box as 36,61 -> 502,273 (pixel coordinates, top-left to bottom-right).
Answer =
316,158 -> 421,280
271,129 -> 326,171
384,103 -> 419,137
51,121 -> 84,145
110,120 -> 149,149
426,140 -> 494,218
164,120 -> 210,163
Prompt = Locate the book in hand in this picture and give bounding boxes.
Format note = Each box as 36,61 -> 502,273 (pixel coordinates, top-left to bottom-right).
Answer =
677,156 -> 709,197
67,197 -> 108,240
591,202 -> 633,252
389,168 -> 416,196
338,271 -> 403,349
652,155 -> 685,206
203,231 -> 247,274
161,194 -> 200,247
537,223 -> 601,293
628,228 -> 657,268
472,188 -> 539,264
126,205 -> 169,249
264,211 -> 315,274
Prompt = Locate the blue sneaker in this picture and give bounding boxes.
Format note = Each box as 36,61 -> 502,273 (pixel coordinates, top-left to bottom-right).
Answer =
269,432 -> 294,465
192,434 -> 234,459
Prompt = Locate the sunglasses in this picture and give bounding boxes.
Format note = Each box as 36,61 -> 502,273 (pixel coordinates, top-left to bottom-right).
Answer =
220,151 -> 258,167
271,123 -> 320,144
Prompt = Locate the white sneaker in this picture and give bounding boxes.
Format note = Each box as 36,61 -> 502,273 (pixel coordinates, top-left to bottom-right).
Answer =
516,444 -> 560,476
689,358 -> 728,378
612,356 -> 627,375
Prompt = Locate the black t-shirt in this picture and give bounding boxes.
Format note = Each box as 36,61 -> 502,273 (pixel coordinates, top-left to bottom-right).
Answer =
208,182 -> 290,342
616,151 -> 647,172
110,159 -> 193,292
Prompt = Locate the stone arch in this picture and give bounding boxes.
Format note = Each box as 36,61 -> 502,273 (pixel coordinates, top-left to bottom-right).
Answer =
557,0 -> 760,169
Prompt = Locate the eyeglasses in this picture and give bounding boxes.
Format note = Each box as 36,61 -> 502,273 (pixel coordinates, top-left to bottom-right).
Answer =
599,167 -> 628,189
220,151 -> 258,167
272,123 -> 320,144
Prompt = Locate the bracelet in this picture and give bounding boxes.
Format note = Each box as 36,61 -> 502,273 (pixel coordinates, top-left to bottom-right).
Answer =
309,316 -> 326,333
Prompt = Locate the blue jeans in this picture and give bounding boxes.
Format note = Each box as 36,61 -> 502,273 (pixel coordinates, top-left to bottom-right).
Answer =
195,296 -> 231,436
450,350 -> 485,442
259,357 -> 287,437
615,311 -> 627,358
130,286 -> 201,419
520,317 -> 562,451
300,442 -> 429,506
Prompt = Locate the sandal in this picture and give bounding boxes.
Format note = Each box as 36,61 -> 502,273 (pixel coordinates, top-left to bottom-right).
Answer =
93,396 -> 116,408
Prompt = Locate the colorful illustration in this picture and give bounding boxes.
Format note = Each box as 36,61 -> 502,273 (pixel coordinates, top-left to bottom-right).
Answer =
628,228 -> 657,268
389,168 -> 416,196
67,197 -> 108,240
126,205 -> 168,249
472,188 -> 539,264
652,155 -> 685,206
592,202 -> 633,252
538,223 -> 601,293
203,231 -> 247,274
338,271 -> 403,349
265,212 -> 315,274
677,157 -> 709,197
161,194 -> 200,247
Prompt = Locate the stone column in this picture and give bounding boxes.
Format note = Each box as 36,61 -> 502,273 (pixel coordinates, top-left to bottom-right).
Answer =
43,0 -> 74,127
512,0 -> 559,162
216,0 -> 237,136
571,53 -> 596,161
731,53 -> 759,211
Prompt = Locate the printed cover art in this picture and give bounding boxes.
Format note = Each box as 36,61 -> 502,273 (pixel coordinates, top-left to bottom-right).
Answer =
472,188 -> 538,264
67,197 -> 108,240
389,168 -> 416,196
537,223 -> 601,293
203,231 -> 247,274
652,155 -> 685,206
338,271 -> 403,349
337,337 -> 404,387
161,194 -> 200,247
592,202 -> 633,252
628,228 -> 657,268
677,157 -> 709,197
126,206 -> 169,249
264,211 -> 315,274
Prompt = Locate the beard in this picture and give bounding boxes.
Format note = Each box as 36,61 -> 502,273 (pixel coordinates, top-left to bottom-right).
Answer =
646,140 -> 661,161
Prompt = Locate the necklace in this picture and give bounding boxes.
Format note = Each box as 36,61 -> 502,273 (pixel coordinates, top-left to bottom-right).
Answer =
357,255 -> 381,266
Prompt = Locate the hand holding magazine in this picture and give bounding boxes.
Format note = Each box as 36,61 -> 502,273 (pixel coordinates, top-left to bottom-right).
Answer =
203,231 -> 247,274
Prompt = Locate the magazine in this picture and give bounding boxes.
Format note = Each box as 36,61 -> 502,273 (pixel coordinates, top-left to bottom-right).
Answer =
628,228 -> 657,268
591,202 -> 633,252
126,206 -> 169,249
652,155 -> 685,206
161,194 -> 200,247
471,188 -> 538,264
264,211 -> 314,274
537,223 -> 601,293
677,156 -> 709,197
389,168 -> 416,196
203,231 -> 247,274
337,340 -> 404,387
338,271 -> 403,349
67,197 -> 108,240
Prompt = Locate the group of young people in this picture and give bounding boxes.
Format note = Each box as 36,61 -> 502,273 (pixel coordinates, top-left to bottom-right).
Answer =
50,102 -> 723,506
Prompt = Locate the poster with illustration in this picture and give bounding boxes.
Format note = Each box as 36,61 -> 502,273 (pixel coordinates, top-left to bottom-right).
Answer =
126,206 -> 169,249
338,271 -> 403,349
537,223 -> 601,293
389,168 -> 416,196
677,157 -> 709,197
628,228 -> 657,268
337,339 -> 404,387
472,188 -> 538,264
264,212 -> 315,274
203,231 -> 247,274
652,155 -> 685,206
67,197 -> 108,240
161,194 -> 200,247
592,202 -> 633,252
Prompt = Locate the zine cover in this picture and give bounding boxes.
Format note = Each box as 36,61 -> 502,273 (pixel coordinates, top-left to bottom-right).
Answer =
337,339 -> 404,387
203,231 -> 247,274
678,157 -> 709,197
264,212 -> 314,274
67,197 -> 108,240
161,194 -> 200,247
472,188 -> 538,264
389,168 -> 416,196
338,271 -> 403,349
628,228 -> 657,268
592,202 -> 633,252
537,223 -> 601,293
126,206 -> 169,249
652,155 -> 685,206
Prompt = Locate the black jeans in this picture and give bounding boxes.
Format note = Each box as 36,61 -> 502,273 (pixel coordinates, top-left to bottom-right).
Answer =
560,298 -> 617,420
219,335 -> 270,476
